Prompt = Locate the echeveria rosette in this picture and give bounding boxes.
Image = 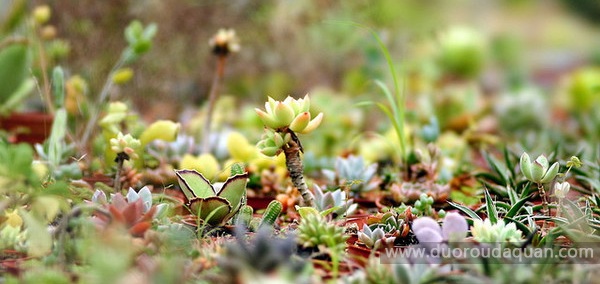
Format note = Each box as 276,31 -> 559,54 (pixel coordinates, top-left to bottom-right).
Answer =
358,224 -> 395,250
255,95 -> 323,134
175,169 -> 248,226
519,153 -> 559,184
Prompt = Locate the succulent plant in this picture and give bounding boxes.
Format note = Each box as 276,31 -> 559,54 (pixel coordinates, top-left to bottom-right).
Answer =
255,95 -> 324,207
235,205 -> 254,228
220,226 -> 305,280
470,218 -> 524,243
312,184 -> 357,217
258,200 -> 283,228
297,213 -> 347,252
146,134 -> 198,166
358,224 -> 396,250
256,128 -> 291,157
109,132 -> 141,160
175,167 -> 248,226
390,182 -> 450,204
91,186 -> 166,237
412,212 -> 469,243
520,152 -> 560,215
519,153 -> 559,184
322,155 -> 378,196
255,95 -> 323,134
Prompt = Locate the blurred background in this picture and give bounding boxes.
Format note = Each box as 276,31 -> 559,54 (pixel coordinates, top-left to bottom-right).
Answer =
2,0 -> 600,162
1,0 -> 596,118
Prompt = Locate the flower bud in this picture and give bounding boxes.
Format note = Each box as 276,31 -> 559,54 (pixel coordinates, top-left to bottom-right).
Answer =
33,5 -> 51,25
554,181 -> 570,199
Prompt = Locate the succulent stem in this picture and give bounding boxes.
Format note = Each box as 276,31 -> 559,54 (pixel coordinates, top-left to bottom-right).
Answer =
537,183 -> 549,216
282,136 -> 313,207
201,55 -> 227,154
114,152 -> 129,191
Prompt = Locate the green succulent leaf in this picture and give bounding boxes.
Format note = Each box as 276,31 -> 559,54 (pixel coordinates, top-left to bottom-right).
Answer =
519,153 -> 532,181
175,169 -> 215,200
188,196 -> 232,226
540,162 -> 559,183
218,173 -> 249,219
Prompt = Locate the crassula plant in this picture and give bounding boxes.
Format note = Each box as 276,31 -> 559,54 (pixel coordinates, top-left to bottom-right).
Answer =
175,164 -> 248,226
255,95 -> 323,207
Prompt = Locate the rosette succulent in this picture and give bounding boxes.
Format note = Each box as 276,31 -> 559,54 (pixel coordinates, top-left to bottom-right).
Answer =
255,95 -> 323,133
91,186 -> 166,237
175,165 -> 248,226
358,224 -> 395,250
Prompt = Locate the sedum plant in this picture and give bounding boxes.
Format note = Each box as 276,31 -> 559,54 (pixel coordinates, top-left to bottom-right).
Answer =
322,155 -> 378,196
255,95 -> 324,207
175,164 -> 248,226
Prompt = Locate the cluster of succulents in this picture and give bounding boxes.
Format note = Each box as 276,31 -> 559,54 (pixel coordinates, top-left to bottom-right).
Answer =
297,213 -> 347,253
91,186 -> 166,237
312,184 -> 357,217
390,182 -> 450,204
470,218 -> 524,243
175,164 -> 248,226
235,200 -> 283,231
322,155 -> 378,196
